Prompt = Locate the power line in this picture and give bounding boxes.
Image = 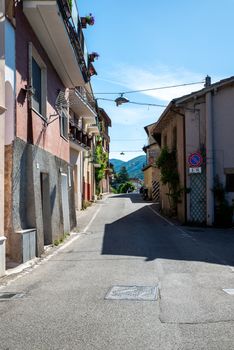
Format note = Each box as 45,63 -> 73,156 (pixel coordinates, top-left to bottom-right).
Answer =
94,81 -> 204,95
111,150 -> 144,152
112,139 -> 145,141
97,97 -> 167,108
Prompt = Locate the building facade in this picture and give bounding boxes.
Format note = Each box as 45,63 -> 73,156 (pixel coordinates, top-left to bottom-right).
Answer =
69,86 -> 99,210
98,108 -> 112,194
153,76 -> 234,225
142,123 -> 160,201
0,0 -> 7,276
3,0 -> 99,265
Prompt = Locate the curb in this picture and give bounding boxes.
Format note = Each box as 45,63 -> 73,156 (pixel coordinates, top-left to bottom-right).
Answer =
0,195 -> 108,289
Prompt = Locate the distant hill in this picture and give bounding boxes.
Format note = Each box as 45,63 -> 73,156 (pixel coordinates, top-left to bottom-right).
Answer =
110,155 -> 146,180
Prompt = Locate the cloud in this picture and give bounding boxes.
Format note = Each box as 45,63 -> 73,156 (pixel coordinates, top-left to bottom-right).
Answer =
110,151 -> 145,162
103,105 -> 164,126
102,64 -> 220,102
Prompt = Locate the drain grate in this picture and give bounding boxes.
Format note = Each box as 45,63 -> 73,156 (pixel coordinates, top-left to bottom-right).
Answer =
105,285 -> 158,301
0,292 -> 25,301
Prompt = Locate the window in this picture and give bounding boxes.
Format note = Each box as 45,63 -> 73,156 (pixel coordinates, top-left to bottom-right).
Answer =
226,174 -> 234,192
29,43 -> 47,118
32,58 -> 42,114
163,134 -> 167,147
60,109 -> 68,140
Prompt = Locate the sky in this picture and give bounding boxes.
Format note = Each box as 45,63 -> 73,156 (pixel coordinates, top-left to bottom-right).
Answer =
78,0 -> 234,161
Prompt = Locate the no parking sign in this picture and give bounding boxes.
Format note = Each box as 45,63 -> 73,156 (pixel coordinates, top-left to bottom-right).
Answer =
188,152 -> 203,167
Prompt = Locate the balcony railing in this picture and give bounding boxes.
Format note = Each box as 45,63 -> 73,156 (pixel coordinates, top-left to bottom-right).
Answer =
57,0 -> 89,83
69,122 -> 92,150
75,86 -> 96,113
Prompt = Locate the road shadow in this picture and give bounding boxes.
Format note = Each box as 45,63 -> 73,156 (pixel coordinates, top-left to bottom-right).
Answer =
109,193 -> 152,204
102,201 -> 234,266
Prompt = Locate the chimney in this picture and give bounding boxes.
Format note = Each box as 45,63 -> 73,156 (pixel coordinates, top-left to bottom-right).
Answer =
204,75 -> 211,88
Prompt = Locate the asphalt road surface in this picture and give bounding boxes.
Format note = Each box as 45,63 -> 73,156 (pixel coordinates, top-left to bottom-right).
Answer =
1,193 -> 234,350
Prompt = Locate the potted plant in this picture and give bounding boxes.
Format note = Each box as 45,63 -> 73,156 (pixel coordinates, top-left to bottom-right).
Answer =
80,13 -> 95,28
89,52 -> 99,63
88,63 -> 97,76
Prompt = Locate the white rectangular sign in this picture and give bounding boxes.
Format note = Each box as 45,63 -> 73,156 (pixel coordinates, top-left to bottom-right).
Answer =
189,167 -> 202,174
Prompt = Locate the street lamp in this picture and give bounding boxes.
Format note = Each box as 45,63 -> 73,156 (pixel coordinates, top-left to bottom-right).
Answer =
115,94 -> 129,107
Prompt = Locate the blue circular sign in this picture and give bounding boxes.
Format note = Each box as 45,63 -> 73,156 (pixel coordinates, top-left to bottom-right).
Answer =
188,153 -> 203,167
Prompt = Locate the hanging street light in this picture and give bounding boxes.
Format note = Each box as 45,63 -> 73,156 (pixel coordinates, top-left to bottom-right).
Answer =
115,94 -> 129,107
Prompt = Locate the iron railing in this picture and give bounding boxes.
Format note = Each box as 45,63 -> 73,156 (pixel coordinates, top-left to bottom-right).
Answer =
75,87 -> 96,113
57,0 -> 89,83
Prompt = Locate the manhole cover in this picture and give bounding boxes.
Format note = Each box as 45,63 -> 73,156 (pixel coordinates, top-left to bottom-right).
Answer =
223,289 -> 234,295
105,285 -> 158,301
0,292 -> 25,301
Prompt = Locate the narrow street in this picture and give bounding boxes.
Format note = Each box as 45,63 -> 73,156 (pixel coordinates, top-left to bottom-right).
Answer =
1,193 -> 234,350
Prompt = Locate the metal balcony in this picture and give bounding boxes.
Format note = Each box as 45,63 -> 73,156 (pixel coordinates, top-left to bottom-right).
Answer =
23,0 -> 89,87
69,87 -> 97,123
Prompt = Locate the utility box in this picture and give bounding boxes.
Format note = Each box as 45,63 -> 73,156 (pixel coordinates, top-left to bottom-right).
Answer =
15,229 -> 36,263
0,237 -> 6,276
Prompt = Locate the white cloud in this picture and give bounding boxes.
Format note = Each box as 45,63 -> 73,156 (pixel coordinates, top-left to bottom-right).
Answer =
103,105 -> 163,126
102,64 -> 220,102
110,151 -> 145,162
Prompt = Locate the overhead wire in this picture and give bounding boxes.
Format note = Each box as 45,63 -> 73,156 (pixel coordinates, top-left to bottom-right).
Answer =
111,150 -> 144,152
94,81 -> 204,95
96,97 -> 167,107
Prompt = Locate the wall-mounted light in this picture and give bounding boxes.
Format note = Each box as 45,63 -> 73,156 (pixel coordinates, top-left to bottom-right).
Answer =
0,105 -> 6,115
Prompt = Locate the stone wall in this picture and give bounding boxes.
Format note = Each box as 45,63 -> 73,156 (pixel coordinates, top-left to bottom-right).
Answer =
6,138 -> 76,262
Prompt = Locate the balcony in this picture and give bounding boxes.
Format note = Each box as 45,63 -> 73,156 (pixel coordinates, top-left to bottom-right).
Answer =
23,0 -> 89,87
69,121 -> 92,151
69,87 -> 97,123
87,124 -> 99,135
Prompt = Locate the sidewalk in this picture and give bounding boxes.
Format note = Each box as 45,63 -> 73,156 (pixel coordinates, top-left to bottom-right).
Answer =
0,196 -> 107,287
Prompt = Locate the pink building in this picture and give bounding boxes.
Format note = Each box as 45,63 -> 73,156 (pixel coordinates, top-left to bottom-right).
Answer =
4,0 -> 98,264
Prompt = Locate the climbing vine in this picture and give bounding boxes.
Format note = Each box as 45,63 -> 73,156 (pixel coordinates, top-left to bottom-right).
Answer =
156,147 -> 183,213
95,137 -> 108,195
68,0 -> 72,10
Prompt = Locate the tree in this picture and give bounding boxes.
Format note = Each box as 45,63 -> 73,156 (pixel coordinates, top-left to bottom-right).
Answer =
118,182 -> 135,193
117,166 -> 129,183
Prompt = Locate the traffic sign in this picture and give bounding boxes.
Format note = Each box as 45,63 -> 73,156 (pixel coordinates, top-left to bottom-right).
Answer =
188,152 -> 203,167
189,167 -> 202,174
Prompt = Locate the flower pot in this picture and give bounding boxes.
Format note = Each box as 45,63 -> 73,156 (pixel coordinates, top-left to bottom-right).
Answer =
89,54 -> 95,63
80,17 -> 87,28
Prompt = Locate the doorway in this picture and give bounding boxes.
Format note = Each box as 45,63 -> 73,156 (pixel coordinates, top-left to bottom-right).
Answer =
61,173 -> 70,233
40,173 -> 52,245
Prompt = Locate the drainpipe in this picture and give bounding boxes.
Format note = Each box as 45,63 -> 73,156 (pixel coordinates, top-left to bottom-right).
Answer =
182,112 -> 187,223
205,76 -> 214,225
172,108 -> 187,223
0,1 -> 6,276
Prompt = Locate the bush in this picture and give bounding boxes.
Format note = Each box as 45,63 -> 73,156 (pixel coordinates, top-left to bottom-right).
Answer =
82,200 -> 92,210
118,182 -> 135,193
213,176 -> 233,227
110,187 -> 118,194
215,203 -> 233,228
